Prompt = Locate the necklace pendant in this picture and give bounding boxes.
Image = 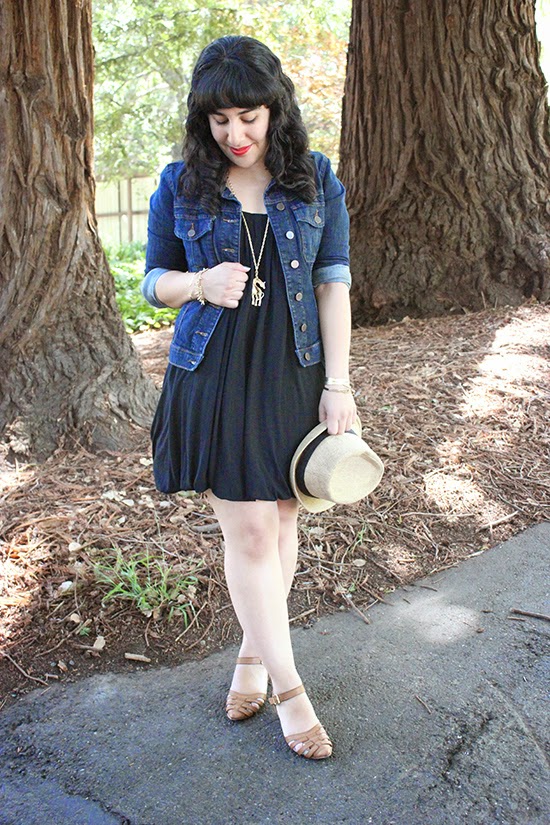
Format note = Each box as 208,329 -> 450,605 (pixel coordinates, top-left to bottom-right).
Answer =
251,274 -> 266,307
239,210 -> 270,308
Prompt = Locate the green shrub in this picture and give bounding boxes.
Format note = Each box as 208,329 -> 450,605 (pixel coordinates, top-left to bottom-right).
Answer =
105,241 -> 179,333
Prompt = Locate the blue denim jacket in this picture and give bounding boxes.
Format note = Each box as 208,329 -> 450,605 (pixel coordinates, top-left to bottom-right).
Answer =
143,151 -> 351,371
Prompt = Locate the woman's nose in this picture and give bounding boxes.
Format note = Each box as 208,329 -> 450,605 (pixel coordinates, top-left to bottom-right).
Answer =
227,120 -> 244,147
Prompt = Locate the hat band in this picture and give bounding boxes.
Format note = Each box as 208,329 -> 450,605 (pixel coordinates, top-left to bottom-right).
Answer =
294,430 -> 328,498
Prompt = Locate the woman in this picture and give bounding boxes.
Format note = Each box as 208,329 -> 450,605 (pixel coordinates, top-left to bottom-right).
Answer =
142,35 -> 355,760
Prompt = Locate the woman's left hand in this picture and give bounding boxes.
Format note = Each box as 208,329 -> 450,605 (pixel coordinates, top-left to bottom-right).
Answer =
319,390 -> 357,435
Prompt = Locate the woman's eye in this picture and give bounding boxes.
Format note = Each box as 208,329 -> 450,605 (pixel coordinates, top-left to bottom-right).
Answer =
242,118 -> 257,124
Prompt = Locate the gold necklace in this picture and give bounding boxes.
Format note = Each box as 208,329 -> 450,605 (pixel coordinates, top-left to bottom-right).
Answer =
226,177 -> 270,307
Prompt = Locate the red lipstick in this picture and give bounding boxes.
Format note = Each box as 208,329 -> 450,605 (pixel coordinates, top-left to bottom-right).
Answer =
230,145 -> 252,156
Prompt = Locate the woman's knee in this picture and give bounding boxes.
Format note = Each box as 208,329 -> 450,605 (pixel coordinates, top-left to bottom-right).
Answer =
209,498 -> 279,561
225,517 -> 279,560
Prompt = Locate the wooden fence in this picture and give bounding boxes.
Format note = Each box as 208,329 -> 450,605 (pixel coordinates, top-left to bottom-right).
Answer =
96,176 -> 158,247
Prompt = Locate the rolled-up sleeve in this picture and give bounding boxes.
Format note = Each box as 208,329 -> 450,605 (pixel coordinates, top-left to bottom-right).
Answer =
143,163 -> 188,306
141,266 -> 170,308
312,157 -> 351,289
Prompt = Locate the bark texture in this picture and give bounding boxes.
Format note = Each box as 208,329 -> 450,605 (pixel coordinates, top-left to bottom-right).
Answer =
0,0 -> 158,458
339,0 -> 550,324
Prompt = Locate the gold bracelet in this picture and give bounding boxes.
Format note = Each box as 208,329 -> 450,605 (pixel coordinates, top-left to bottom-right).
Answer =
323,385 -> 352,394
325,377 -> 351,386
189,272 -> 199,301
191,268 -> 209,305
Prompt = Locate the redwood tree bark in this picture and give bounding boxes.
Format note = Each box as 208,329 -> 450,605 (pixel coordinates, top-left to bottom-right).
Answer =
0,0 -> 158,458
339,0 -> 550,324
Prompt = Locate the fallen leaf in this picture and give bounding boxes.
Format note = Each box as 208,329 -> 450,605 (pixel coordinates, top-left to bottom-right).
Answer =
92,635 -> 106,651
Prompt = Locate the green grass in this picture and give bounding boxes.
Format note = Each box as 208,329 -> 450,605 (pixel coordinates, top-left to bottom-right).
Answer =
105,241 -> 179,333
94,548 -> 201,623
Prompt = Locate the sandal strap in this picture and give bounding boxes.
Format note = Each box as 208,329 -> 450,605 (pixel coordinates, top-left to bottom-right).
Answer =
285,722 -> 330,745
226,689 -> 266,721
285,723 -> 333,759
227,689 -> 267,702
236,657 -> 263,665
269,684 -> 305,706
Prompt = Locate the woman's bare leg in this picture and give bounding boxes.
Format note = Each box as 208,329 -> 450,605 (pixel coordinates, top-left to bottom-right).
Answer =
209,493 -> 319,735
232,499 -> 299,697
238,498 -> 299,650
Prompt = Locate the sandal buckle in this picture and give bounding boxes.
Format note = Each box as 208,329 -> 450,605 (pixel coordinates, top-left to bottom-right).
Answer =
270,693 -> 281,705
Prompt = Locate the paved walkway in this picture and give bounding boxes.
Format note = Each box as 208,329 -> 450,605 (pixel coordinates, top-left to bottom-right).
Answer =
1,523 -> 549,825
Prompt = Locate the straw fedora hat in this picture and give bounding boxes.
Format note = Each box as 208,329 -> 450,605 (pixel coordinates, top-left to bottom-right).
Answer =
289,417 -> 384,513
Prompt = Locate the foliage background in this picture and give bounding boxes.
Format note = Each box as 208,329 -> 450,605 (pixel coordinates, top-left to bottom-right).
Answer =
106,242 -> 178,332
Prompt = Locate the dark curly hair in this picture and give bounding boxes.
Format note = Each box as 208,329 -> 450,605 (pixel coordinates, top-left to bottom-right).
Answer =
180,35 -> 317,213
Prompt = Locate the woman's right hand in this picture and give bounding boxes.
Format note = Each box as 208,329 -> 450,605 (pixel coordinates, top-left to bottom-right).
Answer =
202,262 -> 250,308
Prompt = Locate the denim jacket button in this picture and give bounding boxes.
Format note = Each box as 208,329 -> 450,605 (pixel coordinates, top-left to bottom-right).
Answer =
276,202 -> 285,211
290,260 -> 300,269
188,229 -> 196,237
295,292 -> 303,301
304,352 -> 311,361
286,230 -> 295,239
300,323 -> 307,332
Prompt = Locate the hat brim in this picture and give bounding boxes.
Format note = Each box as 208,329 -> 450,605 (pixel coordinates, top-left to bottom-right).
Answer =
289,416 -> 363,513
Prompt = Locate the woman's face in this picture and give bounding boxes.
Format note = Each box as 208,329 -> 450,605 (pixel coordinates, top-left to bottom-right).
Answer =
208,105 -> 270,170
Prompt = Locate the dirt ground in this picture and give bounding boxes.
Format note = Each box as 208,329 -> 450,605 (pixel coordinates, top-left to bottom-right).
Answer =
1,303 -> 548,707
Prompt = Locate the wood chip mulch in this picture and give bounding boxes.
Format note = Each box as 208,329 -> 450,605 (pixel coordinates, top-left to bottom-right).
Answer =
1,303 -> 548,704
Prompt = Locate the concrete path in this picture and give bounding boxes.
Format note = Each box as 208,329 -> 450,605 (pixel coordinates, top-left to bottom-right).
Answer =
1,523 -> 549,825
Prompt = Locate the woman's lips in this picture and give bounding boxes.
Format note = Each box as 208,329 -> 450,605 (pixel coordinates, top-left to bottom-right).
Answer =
229,145 -> 252,156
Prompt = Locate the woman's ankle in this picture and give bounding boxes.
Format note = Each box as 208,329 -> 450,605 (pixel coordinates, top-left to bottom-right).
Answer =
237,646 -> 263,662
270,669 -> 302,695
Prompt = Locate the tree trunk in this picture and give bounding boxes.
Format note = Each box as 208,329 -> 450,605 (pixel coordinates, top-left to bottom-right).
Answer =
0,0 -> 158,458
339,0 -> 550,324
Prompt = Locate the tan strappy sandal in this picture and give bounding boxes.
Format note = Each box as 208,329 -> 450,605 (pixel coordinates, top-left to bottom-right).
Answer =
225,657 -> 268,721
269,684 -> 333,760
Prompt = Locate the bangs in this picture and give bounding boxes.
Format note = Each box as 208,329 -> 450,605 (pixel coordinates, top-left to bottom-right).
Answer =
192,60 -> 279,114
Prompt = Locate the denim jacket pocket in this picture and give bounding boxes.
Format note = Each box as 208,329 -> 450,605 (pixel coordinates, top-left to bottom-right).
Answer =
169,299 -> 224,371
174,215 -> 214,271
294,203 -> 325,263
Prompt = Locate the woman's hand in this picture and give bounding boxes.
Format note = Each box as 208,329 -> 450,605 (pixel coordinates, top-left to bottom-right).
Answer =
202,262 -> 250,308
319,390 -> 357,435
